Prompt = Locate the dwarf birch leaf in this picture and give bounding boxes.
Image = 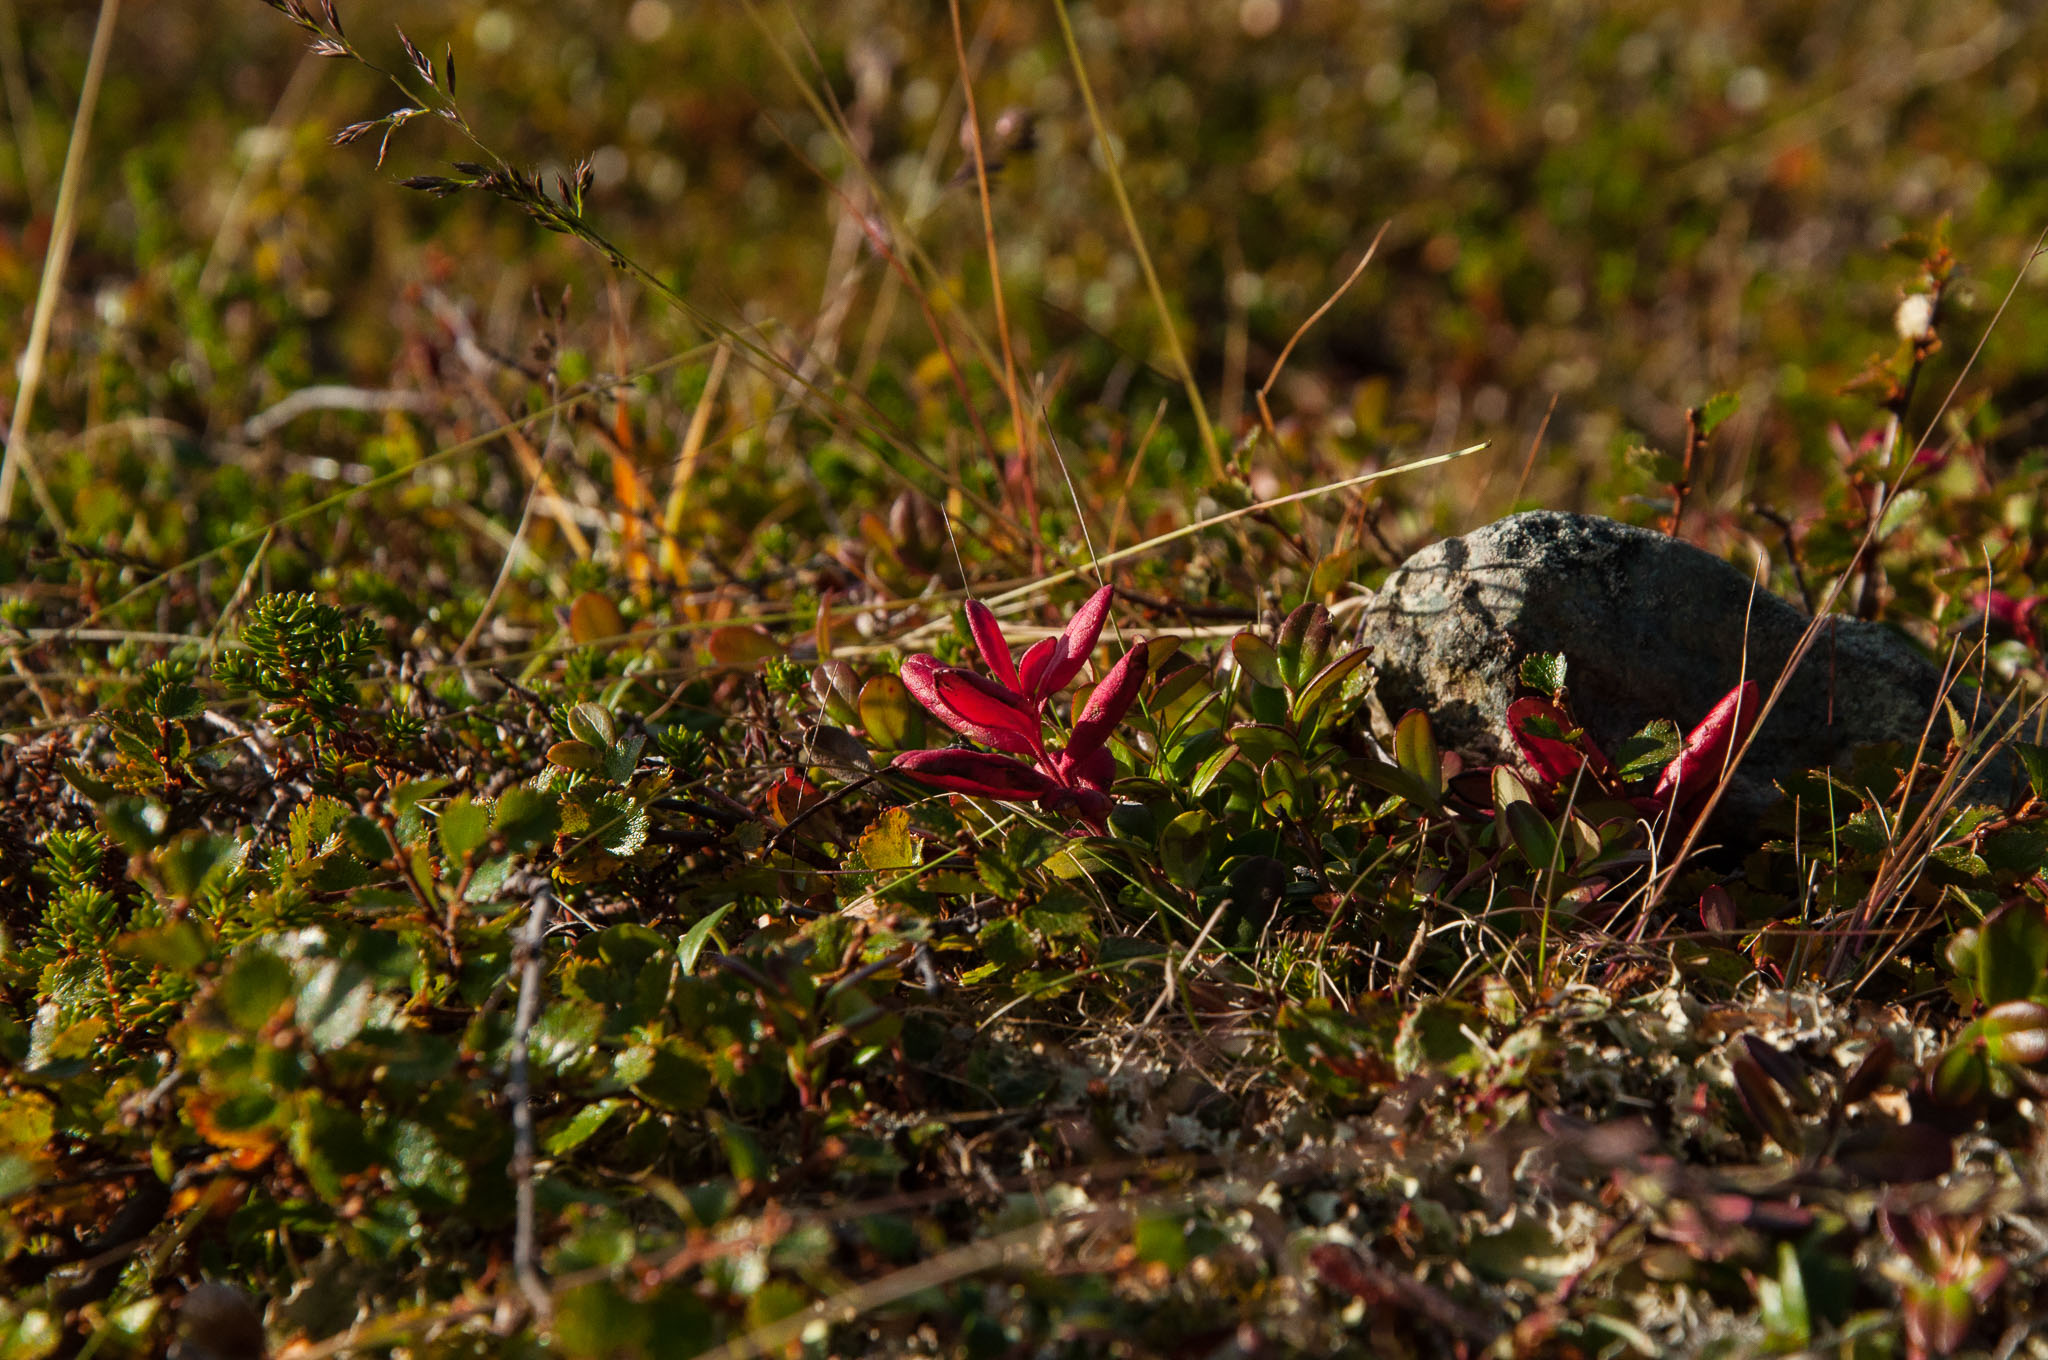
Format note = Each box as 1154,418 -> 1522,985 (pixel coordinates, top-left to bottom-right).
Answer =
438,795 -> 491,861
1518,652 -> 1568,698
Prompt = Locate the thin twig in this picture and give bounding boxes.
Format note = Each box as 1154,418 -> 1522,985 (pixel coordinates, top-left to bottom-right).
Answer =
238,385 -> 434,442
507,884 -> 555,1321
0,0 -> 121,528
1255,223 -> 1389,444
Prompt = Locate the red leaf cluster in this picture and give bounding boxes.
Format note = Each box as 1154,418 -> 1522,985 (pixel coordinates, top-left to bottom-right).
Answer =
889,585 -> 1147,832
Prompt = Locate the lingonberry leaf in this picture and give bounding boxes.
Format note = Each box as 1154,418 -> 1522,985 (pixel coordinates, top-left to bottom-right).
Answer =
1507,697 -> 1609,786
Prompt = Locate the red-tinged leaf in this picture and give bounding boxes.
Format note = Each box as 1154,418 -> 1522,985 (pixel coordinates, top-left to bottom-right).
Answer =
568,591 -> 625,644
1507,697 -> 1610,785
1060,742 -> 1116,793
1699,884 -> 1738,933
899,654 -> 948,717
903,655 -> 1027,752
1656,680 -> 1761,817
1905,1281 -> 1978,1356
1016,636 -> 1065,702
1042,584 -> 1114,696
1307,1244 -> 1384,1303
1067,645 -> 1149,762
933,669 -> 1042,755
1731,1054 -> 1801,1151
964,601 -> 1022,693
1975,589 -> 2042,646
704,624 -> 778,669
890,749 -> 1056,801
764,769 -> 824,826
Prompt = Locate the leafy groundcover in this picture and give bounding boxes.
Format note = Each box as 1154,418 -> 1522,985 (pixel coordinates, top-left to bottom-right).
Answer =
6,2 -> 2048,1358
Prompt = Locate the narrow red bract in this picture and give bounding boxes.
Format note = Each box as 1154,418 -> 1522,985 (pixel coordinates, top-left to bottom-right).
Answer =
1655,679 -> 1761,819
1015,636 -> 1063,702
890,749 -> 1058,800
964,601 -> 1023,693
932,669 -> 1042,754
1042,584 -> 1114,697
1068,645 -> 1148,763
889,585 -> 1137,831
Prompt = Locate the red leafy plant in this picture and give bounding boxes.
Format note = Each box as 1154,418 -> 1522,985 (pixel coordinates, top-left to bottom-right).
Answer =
1971,589 -> 2041,652
890,585 -> 1148,833
1505,670 -> 1762,835
1880,1205 -> 2009,1360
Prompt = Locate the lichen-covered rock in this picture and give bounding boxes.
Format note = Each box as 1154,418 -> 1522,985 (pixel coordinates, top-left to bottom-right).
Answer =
1361,510 -> 2012,826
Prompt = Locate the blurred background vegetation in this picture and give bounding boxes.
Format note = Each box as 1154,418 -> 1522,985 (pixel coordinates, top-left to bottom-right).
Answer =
5,0 -> 2048,536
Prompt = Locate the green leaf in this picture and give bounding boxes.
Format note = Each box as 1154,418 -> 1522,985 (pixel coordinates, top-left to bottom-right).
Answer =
858,674 -> 926,751
438,794 -> 492,862
1978,900 -> 2048,1005
153,831 -> 245,901
530,999 -> 605,1070
297,960 -> 376,1051
494,785 -> 561,853
1290,648 -> 1371,730
1133,1216 -> 1190,1270
1189,743 -> 1241,798
633,1044 -> 713,1111
388,1119 -> 468,1204
548,739 -> 603,772
1275,604 -> 1333,691
114,920 -> 211,971
1228,723 -> 1300,768
1518,652 -> 1567,698
1696,390 -> 1741,439
2013,743 -> 2048,803
566,701 -> 615,749
709,1113 -> 766,1184
679,903 -> 735,976
543,1098 -> 623,1155
1394,709 -> 1442,801
979,917 -> 1035,967
219,950 -> 295,1032
1230,632 -> 1283,689
1502,801 -> 1559,871
1877,488 -> 1926,541
1159,811 -> 1213,889
1612,718 -> 1681,782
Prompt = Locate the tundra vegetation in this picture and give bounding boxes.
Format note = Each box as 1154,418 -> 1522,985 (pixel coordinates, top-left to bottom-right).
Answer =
5,2 -> 2048,1357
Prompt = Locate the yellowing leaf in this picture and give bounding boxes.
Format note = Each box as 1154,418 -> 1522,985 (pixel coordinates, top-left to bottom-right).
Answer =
569,591 -> 625,644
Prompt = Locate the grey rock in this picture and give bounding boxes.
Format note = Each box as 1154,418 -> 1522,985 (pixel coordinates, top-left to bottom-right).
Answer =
1361,510 -> 2014,827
